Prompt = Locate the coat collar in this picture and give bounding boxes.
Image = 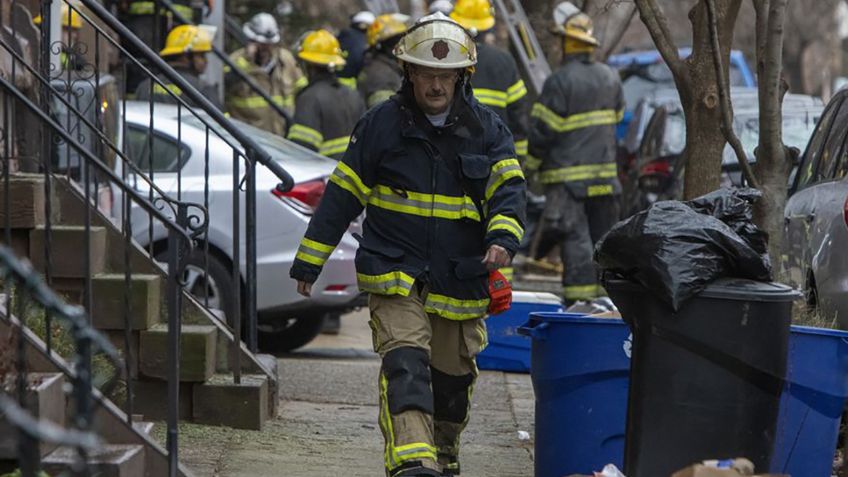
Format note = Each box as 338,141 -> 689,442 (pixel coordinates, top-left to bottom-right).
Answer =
393,80 -> 483,141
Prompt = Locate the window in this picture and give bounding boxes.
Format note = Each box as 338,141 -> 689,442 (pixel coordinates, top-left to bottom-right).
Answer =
795,97 -> 843,190
126,126 -> 190,172
815,100 -> 848,182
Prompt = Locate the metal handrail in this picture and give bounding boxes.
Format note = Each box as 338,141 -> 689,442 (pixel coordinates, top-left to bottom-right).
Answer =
155,0 -> 293,130
77,0 -> 295,192
0,75 -> 199,246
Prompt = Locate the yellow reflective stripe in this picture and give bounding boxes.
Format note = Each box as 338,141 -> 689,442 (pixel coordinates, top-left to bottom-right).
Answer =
514,139 -> 528,157
357,271 -> 415,296
473,88 -> 508,108
487,214 -> 523,242
128,1 -> 155,15
424,293 -> 490,320
367,90 -> 395,108
338,77 -> 357,90
287,124 -> 324,149
524,154 -> 542,171
368,185 -> 481,221
329,161 -> 371,205
587,184 -> 614,197
379,374 -> 437,469
539,163 -> 617,184
152,83 -> 182,97
294,237 -> 335,266
506,79 -> 527,104
563,284 -> 600,301
228,95 -> 286,109
295,76 -> 309,91
531,104 -> 621,133
319,136 -> 350,157
485,158 -> 524,200
171,4 -> 193,16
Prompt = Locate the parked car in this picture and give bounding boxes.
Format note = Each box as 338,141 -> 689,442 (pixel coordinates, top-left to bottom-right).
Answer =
608,48 -> 756,139
783,88 -> 848,327
620,99 -> 823,218
116,102 -> 362,351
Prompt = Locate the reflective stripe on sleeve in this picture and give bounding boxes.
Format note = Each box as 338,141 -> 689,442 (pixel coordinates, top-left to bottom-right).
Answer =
356,271 -> 416,296
368,185 -> 481,221
487,214 -> 523,242
338,77 -> 357,90
424,293 -> 490,320
514,139 -> 528,157
152,83 -> 182,97
294,237 -> 335,267
319,136 -> 351,157
563,284 -> 601,301
485,158 -> 524,200
287,124 -> 324,150
228,94 -> 286,109
506,79 -> 527,104
328,161 -> 371,205
367,90 -> 395,108
473,88 -> 508,108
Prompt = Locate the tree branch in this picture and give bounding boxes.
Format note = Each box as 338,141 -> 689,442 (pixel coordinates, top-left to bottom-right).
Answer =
705,0 -> 761,189
634,0 -> 686,79
600,3 -> 638,61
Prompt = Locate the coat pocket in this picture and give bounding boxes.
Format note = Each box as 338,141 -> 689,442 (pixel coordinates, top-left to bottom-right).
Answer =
451,257 -> 488,280
458,153 -> 491,180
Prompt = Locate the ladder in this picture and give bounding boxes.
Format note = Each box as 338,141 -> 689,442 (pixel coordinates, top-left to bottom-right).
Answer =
491,0 -> 552,96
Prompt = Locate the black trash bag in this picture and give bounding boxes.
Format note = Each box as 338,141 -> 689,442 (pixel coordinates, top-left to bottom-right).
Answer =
594,188 -> 772,310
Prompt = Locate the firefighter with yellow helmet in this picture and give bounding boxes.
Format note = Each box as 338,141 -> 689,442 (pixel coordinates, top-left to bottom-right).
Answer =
134,24 -> 222,109
290,13 -> 526,477
356,13 -> 409,108
286,29 -> 365,160
528,2 -> 623,304
34,4 -> 85,71
226,13 -> 304,135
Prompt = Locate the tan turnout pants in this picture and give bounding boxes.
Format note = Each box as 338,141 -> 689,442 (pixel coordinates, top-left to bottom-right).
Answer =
369,282 -> 488,476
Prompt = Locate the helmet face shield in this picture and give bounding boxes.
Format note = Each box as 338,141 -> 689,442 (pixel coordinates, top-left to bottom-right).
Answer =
393,14 -> 477,69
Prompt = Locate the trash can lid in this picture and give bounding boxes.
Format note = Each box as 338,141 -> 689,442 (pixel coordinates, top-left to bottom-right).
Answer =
697,278 -> 801,302
512,291 -> 562,305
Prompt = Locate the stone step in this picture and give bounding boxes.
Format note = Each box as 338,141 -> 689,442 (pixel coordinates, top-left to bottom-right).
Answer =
192,374 -> 269,431
139,324 -> 217,382
29,225 -> 107,278
42,444 -> 145,477
0,372 -> 65,459
91,273 -> 161,331
0,174 -> 47,229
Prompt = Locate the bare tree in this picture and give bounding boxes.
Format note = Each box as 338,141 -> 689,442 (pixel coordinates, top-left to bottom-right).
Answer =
634,0 -> 743,199
751,0 -> 790,263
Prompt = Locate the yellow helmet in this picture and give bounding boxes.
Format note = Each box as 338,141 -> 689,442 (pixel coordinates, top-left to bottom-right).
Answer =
367,13 -> 410,47
34,4 -> 82,29
450,0 -> 495,32
297,30 -> 346,70
160,25 -> 214,57
552,2 -> 598,48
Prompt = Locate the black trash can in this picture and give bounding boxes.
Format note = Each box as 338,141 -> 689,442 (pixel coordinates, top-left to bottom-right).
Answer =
605,277 -> 799,477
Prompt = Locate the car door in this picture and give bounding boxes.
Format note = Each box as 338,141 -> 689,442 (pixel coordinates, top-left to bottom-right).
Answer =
784,94 -> 847,299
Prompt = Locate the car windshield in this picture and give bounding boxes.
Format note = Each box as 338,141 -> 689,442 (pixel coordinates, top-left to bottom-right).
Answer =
723,111 -> 820,164
622,62 -> 746,111
182,116 -> 335,168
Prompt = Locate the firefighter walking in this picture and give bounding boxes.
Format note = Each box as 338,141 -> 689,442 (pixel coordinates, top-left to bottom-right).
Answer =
286,29 -> 365,160
290,13 -> 525,477
528,3 -> 623,304
226,13 -> 304,135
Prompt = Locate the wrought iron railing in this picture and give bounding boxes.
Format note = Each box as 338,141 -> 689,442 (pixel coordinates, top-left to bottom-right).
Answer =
1,1 -> 295,474
0,242 -> 122,477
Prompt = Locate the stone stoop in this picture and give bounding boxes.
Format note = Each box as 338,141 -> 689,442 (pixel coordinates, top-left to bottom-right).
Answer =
0,372 -> 66,460
192,374 -> 269,431
42,444 -> 145,477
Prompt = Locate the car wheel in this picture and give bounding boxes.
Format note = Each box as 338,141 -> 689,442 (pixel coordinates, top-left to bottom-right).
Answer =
156,249 -> 236,327
257,313 -> 327,353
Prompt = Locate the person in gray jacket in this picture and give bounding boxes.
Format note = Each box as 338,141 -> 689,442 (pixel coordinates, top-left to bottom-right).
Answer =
528,3 -> 623,304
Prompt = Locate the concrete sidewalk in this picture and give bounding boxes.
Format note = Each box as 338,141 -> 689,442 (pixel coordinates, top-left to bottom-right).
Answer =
167,310 -> 536,477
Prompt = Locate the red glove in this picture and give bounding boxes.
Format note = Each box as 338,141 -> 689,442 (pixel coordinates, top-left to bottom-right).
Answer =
487,270 -> 512,315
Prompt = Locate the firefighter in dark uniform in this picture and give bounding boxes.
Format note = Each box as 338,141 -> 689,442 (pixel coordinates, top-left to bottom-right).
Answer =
287,29 -> 365,160
290,13 -> 525,477
119,0 -> 201,93
337,11 -> 376,89
134,25 -> 222,109
528,4 -> 623,304
357,13 -> 409,109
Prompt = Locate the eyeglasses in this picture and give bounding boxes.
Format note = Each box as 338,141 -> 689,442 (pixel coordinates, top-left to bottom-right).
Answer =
411,69 -> 459,83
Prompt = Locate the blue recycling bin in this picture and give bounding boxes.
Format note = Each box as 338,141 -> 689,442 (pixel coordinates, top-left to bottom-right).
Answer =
518,312 -> 631,477
771,325 -> 848,476
477,291 -> 562,372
